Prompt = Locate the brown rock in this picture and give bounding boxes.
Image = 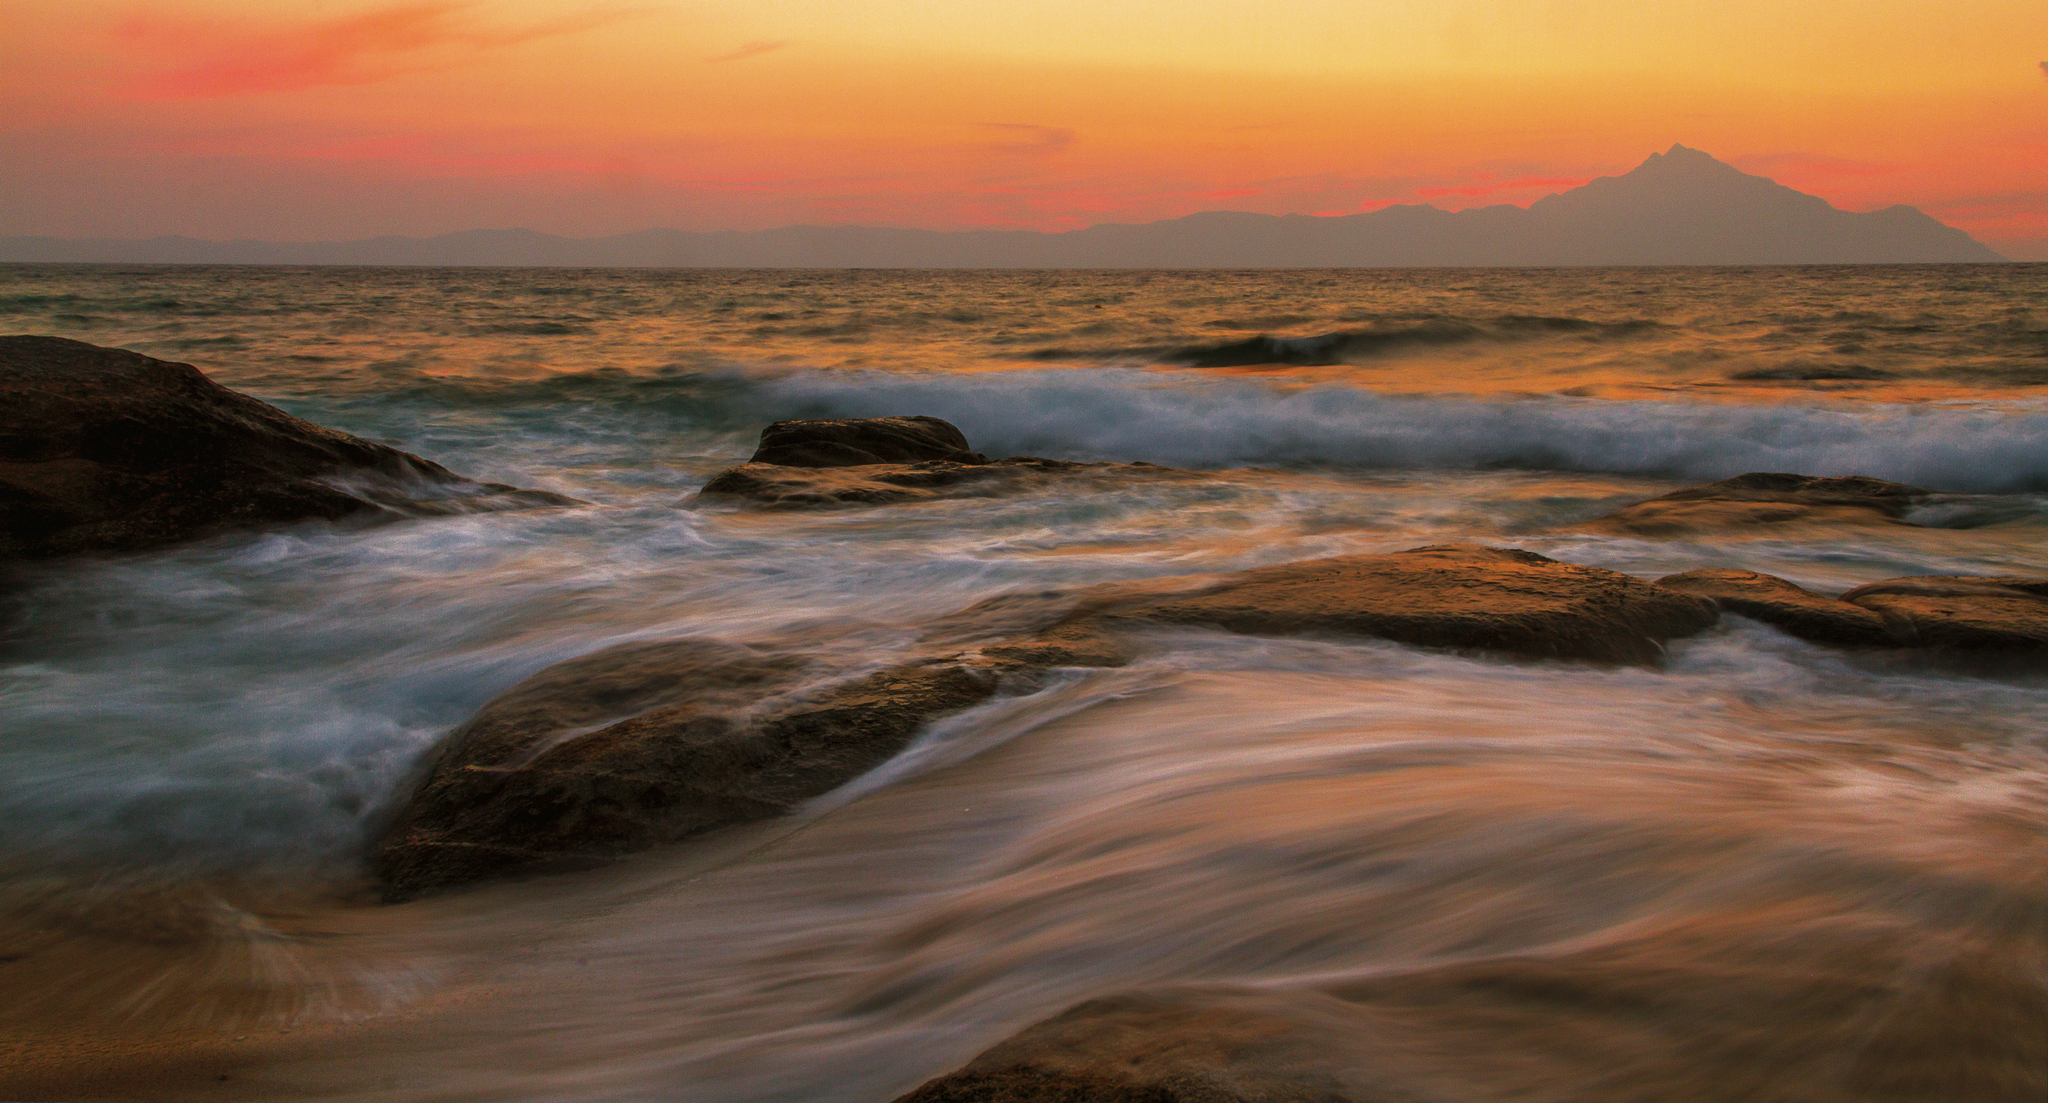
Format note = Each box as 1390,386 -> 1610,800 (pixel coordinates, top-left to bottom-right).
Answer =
893,988 -> 1385,1103
899,919 -> 2048,1102
748,415 -> 989,468
0,335 -> 574,558
377,639 -> 1003,899
1095,544 -> 1719,665
1839,576 -> 2048,651
379,546 -> 1714,897
699,456 -> 1175,508
697,416 -> 1185,507
1654,568 -> 1895,647
1578,472 -> 1927,536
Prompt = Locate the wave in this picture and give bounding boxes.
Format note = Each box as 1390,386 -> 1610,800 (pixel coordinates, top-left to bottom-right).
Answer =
753,369 -> 2048,492
333,363 -> 2048,493
1173,316 -> 1662,367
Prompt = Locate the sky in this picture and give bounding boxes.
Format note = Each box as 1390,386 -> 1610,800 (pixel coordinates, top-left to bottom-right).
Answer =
3,0 -> 2044,258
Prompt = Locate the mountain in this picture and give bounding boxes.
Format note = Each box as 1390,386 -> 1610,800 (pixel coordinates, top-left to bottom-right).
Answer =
0,146 -> 2005,267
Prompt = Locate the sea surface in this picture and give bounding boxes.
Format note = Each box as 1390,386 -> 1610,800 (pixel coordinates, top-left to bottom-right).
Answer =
2,263 -> 2046,1101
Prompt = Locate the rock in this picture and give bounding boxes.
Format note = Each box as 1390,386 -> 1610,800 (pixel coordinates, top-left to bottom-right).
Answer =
380,546 -> 1712,897
377,639 -> 1001,899
1090,544 -> 1719,666
700,456 -> 1172,508
1577,472 -> 1928,536
696,416 -> 1183,508
892,987 -> 1389,1103
1654,568 -> 1895,647
0,335 -> 574,558
1839,576 -> 2048,651
897,921 -> 2048,1102
748,416 -> 990,468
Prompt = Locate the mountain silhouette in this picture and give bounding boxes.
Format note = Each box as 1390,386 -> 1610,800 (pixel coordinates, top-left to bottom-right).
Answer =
2,146 -> 2004,267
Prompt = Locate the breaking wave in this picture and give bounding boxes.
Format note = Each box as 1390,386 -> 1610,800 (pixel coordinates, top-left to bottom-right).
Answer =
755,369 -> 2048,492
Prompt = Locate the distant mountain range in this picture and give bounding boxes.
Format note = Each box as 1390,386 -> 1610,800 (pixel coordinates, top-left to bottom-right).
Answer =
1,146 -> 2005,267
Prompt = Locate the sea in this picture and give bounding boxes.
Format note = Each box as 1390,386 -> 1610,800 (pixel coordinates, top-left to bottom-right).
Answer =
2,263 -> 2046,1101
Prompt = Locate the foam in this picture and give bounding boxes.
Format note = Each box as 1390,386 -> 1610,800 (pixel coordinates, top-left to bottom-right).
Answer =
756,368 -> 2048,493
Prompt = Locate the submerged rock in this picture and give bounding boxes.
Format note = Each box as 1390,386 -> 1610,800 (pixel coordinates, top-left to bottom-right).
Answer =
696,416 -> 1179,507
895,920 -> 2048,1102
1087,544 -> 1719,666
1655,568 -> 1895,647
0,335 -> 574,558
377,639 -> 999,899
1838,576 -> 2048,651
1578,472 -> 1928,536
378,545 -> 1717,897
701,455 -> 1174,508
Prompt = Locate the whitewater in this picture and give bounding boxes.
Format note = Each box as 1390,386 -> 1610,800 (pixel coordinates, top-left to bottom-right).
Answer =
2,262 -> 2045,1102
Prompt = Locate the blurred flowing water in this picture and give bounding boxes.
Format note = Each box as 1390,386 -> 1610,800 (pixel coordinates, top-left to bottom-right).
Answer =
1,263 -> 2045,1101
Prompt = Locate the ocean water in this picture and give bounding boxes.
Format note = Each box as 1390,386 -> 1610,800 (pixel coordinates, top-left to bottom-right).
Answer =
1,263 -> 2046,1101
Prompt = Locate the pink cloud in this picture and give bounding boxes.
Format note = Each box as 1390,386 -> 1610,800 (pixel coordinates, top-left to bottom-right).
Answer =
114,2 -> 636,99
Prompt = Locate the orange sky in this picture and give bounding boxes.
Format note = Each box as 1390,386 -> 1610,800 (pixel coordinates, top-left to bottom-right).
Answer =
3,0 -> 2044,257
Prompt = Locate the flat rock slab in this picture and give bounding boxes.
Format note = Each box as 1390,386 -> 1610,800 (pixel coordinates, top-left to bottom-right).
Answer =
377,639 -> 999,899
1093,544 -> 1719,666
1840,576 -> 2048,651
1577,472 -> 1928,537
1655,568 -> 1895,647
696,415 -> 1184,508
0,335 -> 573,558
699,456 -> 1180,508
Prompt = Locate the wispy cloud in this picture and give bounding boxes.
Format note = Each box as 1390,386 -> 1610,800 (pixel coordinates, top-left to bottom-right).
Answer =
707,40 -> 788,63
116,2 -> 638,99
979,123 -> 1076,156
2039,60 -> 2047,81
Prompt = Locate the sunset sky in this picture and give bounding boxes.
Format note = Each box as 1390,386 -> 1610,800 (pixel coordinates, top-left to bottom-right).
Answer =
3,0 -> 2044,258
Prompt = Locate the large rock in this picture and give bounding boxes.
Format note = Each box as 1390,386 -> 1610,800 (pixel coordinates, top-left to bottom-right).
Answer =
696,416 -> 1181,507
0,335 -> 573,558
748,415 -> 989,468
377,639 -> 1000,899
1086,545 -> 1719,666
376,546 -> 1713,897
1578,472 -> 1928,536
1654,568 -> 1895,647
1839,576 -> 2048,651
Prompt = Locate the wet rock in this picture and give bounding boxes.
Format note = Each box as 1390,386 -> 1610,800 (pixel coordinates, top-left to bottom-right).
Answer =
892,987 -> 1386,1103
1839,576 -> 2048,651
380,546 -> 1713,897
897,920 -> 2048,1102
0,335 -> 575,558
1654,568 -> 1895,647
1088,544 -> 1719,666
377,639 -> 1002,899
747,415 -> 990,468
699,456 -> 1173,508
1577,472 -> 1928,536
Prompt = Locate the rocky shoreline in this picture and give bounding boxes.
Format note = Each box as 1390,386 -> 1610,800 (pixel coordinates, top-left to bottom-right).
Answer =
8,337 -> 2046,1102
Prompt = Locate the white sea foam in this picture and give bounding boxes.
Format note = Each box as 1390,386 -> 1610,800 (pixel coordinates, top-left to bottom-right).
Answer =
758,368 -> 2048,492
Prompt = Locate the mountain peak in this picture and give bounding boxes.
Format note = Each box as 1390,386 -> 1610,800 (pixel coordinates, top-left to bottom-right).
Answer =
1628,143 -> 1746,180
